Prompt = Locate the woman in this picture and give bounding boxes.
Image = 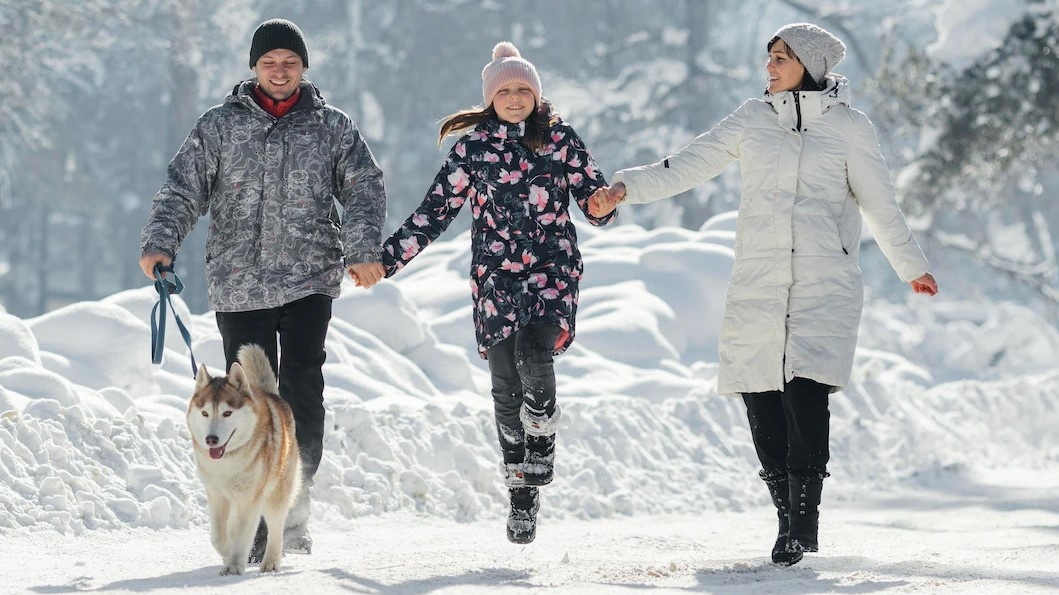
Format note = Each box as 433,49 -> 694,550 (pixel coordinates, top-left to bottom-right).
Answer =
377,42 -> 616,544
589,23 -> 938,565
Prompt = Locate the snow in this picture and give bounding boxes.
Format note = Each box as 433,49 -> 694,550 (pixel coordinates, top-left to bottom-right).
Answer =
0,215 -> 1057,592
2,472 -> 1058,593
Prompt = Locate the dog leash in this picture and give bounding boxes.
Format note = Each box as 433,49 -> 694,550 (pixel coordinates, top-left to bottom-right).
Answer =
150,263 -> 198,377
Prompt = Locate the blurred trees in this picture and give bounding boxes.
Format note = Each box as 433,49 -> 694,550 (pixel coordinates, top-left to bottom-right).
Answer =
0,0 -> 246,313
889,1 -> 1059,310
1,0 -> 1017,317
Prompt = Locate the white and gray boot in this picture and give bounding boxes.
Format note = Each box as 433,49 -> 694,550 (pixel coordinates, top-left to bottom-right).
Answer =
506,486 -> 540,544
520,403 -> 560,486
501,461 -> 526,488
523,435 -> 555,486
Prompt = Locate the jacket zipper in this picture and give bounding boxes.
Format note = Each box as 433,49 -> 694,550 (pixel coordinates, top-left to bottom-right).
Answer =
794,92 -> 803,132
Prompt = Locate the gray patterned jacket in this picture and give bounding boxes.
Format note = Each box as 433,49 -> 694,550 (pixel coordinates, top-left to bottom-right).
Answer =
140,80 -> 386,312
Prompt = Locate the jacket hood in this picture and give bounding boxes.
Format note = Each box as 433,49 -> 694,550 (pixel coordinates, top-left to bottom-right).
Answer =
764,74 -> 850,108
763,75 -> 850,127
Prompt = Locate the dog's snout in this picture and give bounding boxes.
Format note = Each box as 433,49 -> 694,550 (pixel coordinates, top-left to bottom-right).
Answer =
205,435 -> 219,447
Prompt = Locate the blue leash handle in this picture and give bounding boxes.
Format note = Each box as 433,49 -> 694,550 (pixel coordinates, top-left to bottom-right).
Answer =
150,264 -> 198,377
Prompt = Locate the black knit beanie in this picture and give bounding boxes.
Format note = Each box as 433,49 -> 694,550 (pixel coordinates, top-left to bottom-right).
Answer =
249,19 -> 309,69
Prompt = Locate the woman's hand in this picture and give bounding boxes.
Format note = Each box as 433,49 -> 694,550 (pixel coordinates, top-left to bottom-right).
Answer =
910,273 -> 938,296
588,183 -> 626,218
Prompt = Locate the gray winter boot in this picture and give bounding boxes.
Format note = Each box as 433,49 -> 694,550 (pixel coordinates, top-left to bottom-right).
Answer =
248,519 -> 268,564
786,472 -> 826,553
283,479 -> 313,554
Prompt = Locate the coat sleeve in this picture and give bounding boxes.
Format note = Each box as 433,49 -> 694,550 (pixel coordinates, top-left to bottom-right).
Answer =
612,100 -> 747,205
381,140 -> 472,278
846,110 -> 929,282
558,122 -> 615,226
139,113 -> 218,258
334,117 -> 387,264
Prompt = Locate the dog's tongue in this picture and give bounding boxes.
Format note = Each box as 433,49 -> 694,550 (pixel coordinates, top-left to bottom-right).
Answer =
209,445 -> 226,459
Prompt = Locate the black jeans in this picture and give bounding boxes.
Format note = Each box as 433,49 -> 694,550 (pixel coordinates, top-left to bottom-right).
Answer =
742,376 -> 830,477
486,323 -> 561,464
215,294 -> 332,480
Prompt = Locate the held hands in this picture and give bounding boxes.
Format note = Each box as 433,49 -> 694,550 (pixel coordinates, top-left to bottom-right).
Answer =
588,183 -> 626,218
139,252 -> 173,280
910,273 -> 939,296
348,262 -> 385,289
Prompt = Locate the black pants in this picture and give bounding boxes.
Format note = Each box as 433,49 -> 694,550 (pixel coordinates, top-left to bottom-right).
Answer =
742,377 -> 830,477
486,323 -> 561,464
215,294 -> 332,480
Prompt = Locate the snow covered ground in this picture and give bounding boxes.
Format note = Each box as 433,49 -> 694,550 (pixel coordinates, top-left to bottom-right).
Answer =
1,217 -> 1058,593
3,469 -> 1057,593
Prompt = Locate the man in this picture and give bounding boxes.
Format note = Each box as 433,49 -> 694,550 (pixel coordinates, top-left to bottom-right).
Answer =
139,18 -> 387,560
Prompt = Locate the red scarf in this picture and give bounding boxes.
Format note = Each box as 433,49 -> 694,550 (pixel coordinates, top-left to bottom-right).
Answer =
252,85 -> 302,118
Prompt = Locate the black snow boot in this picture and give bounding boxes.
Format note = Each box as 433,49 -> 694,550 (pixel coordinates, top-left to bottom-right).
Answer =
248,518 -> 268,563
523,434 -> 555,486
786,472 -> 825,553
761,471 -> 802,566
506,486 -> 540,544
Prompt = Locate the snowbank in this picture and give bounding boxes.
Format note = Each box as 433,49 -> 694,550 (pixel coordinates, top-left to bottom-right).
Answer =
0,220 -> 1057,535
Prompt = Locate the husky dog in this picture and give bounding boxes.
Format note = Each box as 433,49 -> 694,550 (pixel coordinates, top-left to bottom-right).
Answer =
187,344 -> 301,575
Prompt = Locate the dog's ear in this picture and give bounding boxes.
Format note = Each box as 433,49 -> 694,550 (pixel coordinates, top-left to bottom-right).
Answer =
227,362 -> 250,394
194,364 -> 212,391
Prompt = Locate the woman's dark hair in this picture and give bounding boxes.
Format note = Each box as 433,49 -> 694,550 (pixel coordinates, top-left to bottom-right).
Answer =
438,98 -> 556,152
767,36 -> 826,92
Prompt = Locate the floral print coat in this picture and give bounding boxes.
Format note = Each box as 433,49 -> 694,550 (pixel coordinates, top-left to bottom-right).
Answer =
382,116 -> 615,358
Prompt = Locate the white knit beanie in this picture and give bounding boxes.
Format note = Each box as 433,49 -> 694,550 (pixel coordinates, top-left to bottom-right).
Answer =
481,42 -> 542,107
773,23 -> 846,84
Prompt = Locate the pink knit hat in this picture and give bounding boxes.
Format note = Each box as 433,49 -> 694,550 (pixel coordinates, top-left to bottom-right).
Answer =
481,42 -> 542,107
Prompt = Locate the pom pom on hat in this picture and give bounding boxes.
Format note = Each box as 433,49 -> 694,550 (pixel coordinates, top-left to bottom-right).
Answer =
492,41 -> 521,60
481,41 -> 542,107
773,23 -> 845,84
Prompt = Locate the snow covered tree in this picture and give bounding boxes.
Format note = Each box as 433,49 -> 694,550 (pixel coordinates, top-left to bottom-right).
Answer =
895,2 -> 1059,310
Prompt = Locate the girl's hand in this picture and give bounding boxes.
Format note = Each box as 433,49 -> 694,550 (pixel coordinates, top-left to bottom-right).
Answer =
588,183 -> 626,218
910,273 -> 938,296
348,262 -> 385,288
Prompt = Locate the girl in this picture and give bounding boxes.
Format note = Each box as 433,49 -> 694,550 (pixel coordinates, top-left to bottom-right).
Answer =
380,42 -> 616,544
589,23 -> 938,565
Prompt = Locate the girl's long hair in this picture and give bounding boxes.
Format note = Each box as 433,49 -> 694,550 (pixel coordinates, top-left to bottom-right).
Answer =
767,36 -> 826,92
438,98 -> 556,152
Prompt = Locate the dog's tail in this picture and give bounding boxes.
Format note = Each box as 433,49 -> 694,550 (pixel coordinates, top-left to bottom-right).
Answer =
235,344 -> 279,394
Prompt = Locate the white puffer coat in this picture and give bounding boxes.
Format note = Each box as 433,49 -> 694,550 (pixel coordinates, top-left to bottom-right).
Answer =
613,76 -> 928,395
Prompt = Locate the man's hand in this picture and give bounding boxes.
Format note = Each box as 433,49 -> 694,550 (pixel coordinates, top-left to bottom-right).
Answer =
139,252 -> 173,280
588,183 -> 626,218
910,273 -> 939,296
348,262 -> 385,288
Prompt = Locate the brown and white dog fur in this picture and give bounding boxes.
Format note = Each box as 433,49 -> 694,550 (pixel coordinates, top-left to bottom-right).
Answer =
187,344 -> 301,575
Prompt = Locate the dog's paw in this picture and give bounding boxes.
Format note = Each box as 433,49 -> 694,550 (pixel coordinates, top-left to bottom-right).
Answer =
219,563 -> 245,576
260,558 -> 280,573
